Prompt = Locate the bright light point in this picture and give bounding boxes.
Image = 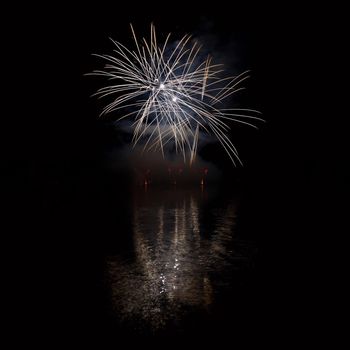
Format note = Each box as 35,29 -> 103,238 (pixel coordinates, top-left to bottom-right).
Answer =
172,96 -> 177,102
159,83 -> 165,90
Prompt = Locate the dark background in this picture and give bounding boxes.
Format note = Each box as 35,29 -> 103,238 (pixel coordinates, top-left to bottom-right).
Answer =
3,2 -> 345,346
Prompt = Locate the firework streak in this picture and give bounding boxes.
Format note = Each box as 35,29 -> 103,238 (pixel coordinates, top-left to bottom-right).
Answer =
89,24 -> 263,165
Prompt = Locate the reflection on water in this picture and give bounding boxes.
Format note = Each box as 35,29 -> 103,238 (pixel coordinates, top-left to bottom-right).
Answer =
107,187 -> 253,333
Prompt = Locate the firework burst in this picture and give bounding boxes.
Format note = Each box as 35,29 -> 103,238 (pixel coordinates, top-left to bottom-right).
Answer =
89,24 -> 263,165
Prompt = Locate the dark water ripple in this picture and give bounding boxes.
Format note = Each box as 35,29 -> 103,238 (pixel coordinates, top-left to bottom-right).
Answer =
106,187 -> 256,334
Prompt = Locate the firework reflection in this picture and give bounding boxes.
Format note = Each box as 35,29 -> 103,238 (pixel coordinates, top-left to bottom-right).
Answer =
107,188 -> 245,332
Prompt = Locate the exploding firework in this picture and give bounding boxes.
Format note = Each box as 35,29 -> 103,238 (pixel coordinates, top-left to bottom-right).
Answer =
89,24 -> 263,165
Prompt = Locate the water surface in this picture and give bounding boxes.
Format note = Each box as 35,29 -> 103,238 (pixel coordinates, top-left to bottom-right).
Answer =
106,187 -> 256,335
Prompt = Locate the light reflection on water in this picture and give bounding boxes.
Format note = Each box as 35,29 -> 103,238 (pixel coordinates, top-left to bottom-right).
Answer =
107,187 -> 252,332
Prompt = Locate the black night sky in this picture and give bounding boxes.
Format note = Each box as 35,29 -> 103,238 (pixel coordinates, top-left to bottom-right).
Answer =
3,2 -> 345,347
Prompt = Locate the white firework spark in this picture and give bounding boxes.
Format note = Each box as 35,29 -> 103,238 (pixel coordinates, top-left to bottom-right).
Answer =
89,24 -> 263,165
